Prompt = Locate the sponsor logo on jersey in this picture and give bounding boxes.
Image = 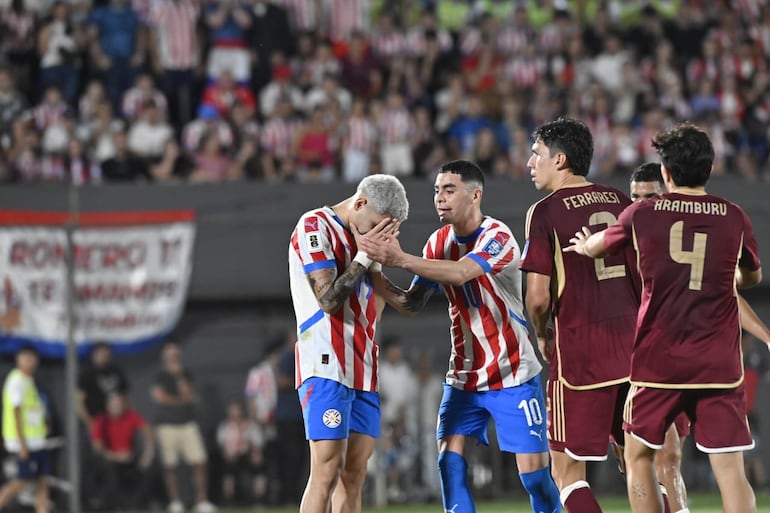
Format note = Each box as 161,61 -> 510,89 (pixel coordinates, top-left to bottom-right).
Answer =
322,408 -> 342,428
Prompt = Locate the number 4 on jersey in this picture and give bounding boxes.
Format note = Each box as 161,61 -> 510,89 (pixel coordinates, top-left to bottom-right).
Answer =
669,220 -> 708,291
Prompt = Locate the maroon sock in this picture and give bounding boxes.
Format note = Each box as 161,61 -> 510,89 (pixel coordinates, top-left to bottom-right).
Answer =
563,484 -> 603,513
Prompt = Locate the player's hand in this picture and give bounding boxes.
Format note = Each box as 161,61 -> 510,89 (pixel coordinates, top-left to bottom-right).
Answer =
357,222 -> 404,267
563,226 -> 592,255
18,444 -> 29,461
537,328 -> 554,363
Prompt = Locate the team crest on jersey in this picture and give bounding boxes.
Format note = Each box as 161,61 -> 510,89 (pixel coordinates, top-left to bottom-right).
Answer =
483,232 -> 509,256
322,408 -> 342,428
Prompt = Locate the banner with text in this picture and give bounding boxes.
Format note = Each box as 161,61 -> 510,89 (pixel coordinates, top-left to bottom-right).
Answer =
0,210 -> 196,357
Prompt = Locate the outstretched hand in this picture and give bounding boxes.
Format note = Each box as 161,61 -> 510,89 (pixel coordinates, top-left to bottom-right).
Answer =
563,226 -> 593,255
353,219 -> 404,267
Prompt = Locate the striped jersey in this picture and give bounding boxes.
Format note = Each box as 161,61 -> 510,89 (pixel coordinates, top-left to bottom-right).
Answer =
417,217 -> 542,392
289,206 -> 379,392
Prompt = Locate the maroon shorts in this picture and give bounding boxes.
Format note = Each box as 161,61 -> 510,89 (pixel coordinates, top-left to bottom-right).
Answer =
624,384 -> 753,452
672,411 -> 691,438
547,379 -> 628,460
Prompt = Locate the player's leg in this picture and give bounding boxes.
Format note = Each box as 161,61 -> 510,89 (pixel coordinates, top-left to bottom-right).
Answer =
34,476 -> 49,513
490,376 -> 560,513
331,390 -> 380,513
707,452 -> 756,513
546,379 -> 605,512
625,434 -> 664,513
694,386 -> 756,513
299,378 -> 356,513
436,384 -> 490,513
654,422 -> 688,513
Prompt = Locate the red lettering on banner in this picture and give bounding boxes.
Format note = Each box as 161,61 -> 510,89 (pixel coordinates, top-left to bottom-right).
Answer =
9,241 -> 148,270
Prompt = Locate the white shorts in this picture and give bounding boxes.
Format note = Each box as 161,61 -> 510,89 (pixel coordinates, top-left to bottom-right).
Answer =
343,149 -> 371,183
380,143 -> 413,177
206,47 -> 251,83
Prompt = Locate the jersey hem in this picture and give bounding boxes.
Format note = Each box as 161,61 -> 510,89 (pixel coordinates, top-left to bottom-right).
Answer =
557,375 -> 630,390
629,377 -> 743,389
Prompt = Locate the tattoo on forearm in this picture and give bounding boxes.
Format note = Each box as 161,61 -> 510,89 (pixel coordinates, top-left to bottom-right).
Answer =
631,482 -> 647,499
309,263 -> 367,313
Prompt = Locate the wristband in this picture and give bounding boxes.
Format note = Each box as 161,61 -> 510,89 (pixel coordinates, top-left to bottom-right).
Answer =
353,252 -> 372,268
370,262 -> 382,273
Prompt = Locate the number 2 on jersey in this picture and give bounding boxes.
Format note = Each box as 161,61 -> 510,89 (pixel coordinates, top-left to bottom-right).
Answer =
589,211 -> 626,281
669,220 -> 708,290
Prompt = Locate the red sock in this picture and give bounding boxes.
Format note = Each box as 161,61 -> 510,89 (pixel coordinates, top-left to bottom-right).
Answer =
561,481 -> 603,513
660,484 -> 672,513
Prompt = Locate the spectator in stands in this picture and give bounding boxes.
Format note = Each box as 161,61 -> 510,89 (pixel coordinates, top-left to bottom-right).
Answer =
101,128 -> 170,182
1,0 -> 37,102
743,334 -> 770,491
216,401 -> 265,506
259,98 -> 298,182
148,0 -> 199,128
90,392 -> 155,511
294,105 -> 336,182
151,341 -> 216,513
87,0 -> 145,110
77,99 -> 124,164
247,0 -> 293,93
0,346 -> 50,513
121,73 -> 167,122
378,91 -> 414,177
259,64 -> 303,118
340,31 -> 380,98
37,1 -> 81,106
446,95 -> 493,158
0,67 -> 27,151
203,0 -> 252,84
303,73 -> 351,114
189,131 -> 249,182
6,126 -> 42,182
341,98 -> 375,183
182,104 -> 234,156
200,70 -> 256,119
127,99 -> 174,162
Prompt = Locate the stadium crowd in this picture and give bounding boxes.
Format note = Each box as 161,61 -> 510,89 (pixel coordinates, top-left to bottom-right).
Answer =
0,0 -> 770,184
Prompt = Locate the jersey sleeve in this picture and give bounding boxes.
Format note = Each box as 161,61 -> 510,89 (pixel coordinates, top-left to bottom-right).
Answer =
295,213 -> 337,274
465,224 -> 515,275
519,202 -> 553,276
603,201 -> 637,255
410,236 -> 440,293
738,207 -> 761,271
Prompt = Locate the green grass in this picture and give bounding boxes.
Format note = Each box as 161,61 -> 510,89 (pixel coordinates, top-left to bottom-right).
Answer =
237,492 -> 770,512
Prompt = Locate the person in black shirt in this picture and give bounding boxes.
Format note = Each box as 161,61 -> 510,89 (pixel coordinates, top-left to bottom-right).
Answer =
77,341 -> 129,510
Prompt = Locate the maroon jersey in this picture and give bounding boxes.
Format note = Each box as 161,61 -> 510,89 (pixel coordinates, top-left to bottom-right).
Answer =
604,192 -> 761,388
520,183 -> 640,389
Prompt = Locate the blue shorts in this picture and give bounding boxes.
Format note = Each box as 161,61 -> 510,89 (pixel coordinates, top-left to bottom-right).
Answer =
15,450 -> 51,480
437,375 -> 548,454
298,377 -> 380,441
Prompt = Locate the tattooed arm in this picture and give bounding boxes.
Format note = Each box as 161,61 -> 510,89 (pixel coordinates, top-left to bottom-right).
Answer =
370,271 -> 434,317
307,263 -> 368,314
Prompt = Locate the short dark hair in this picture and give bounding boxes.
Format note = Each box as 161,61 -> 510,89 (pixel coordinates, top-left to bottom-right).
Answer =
17,345 -> 38,358
532,117 -> 593,176
438,160 -> 485,188
651,123 -> 714,187
630,162 -> 663,185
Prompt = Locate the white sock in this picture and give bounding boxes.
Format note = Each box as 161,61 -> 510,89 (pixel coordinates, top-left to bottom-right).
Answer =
674,509 -> 690,513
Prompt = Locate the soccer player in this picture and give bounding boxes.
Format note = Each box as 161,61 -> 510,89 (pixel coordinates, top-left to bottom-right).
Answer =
628,162 -> 770,513
358,160 -> 562,513
519,117 -> 640,513
288,174 -> 409,513
565,123 -> 762,513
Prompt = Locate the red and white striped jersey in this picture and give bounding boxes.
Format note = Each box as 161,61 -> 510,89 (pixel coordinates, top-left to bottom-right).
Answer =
148,0 -> 199,70
378,108 -> 413,145
260,117 -> 299,160
289,206 -> 379,392
370,30 -> 408,58
344,116 -> 375,152
325,0 -> 370,41
418,217 -> 542,392
278,0 -> 318,31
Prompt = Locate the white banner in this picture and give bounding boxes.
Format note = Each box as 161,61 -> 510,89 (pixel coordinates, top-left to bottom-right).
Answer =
0,210 -> 196,356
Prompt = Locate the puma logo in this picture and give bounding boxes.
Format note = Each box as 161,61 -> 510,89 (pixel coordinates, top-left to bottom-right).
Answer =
529,429 -> 543,441
445,504 -> 459,513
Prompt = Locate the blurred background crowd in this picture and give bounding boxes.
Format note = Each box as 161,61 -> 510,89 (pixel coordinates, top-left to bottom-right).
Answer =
1,0 -> 770,184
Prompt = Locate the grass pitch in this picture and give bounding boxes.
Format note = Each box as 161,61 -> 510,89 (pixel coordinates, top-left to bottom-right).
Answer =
241,492 -> 770,512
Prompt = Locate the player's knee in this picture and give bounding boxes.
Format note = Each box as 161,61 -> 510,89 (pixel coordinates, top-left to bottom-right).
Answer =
437,450 -> 467,483
311,456 -> 344,491
339,464 -> 366,493
655,446 -> 682,472
519,467 -> 559,500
